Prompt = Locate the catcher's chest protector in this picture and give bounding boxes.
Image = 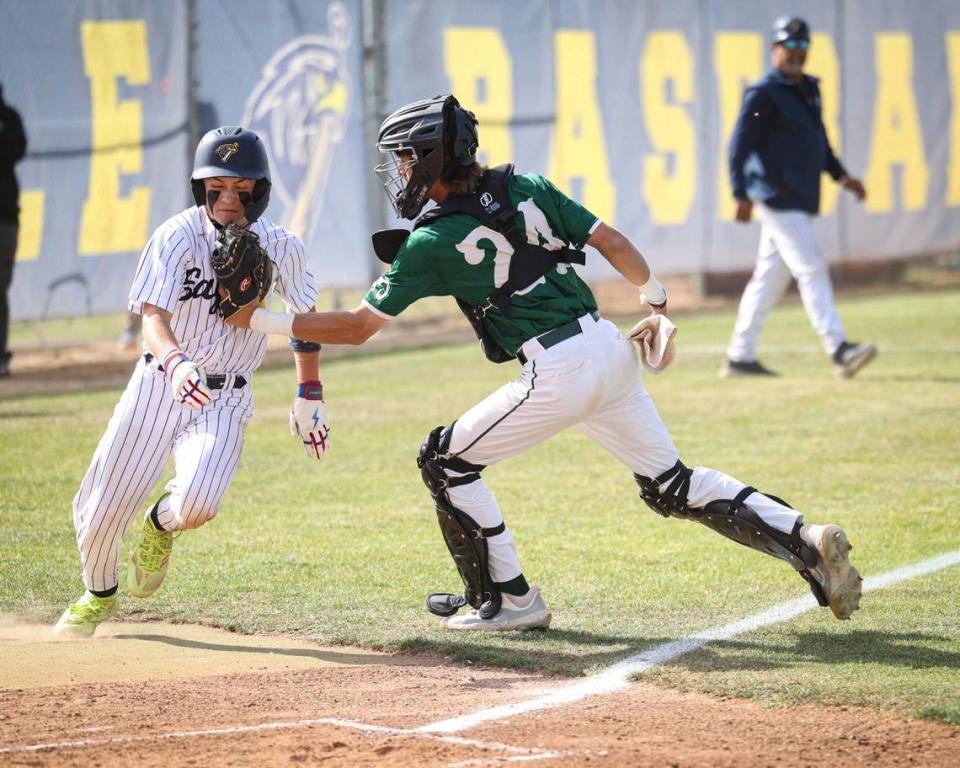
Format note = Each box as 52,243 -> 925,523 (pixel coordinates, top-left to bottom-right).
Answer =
372,165 -> 588,363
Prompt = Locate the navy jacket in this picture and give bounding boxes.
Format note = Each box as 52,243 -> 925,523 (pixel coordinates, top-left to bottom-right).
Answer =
728,69 -> 846,215
0,95 -> 27,225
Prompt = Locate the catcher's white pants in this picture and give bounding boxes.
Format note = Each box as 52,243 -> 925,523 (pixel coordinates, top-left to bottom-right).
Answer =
726,203 -> 846,362
72,358 -> 253,592
445,313 -> 802,584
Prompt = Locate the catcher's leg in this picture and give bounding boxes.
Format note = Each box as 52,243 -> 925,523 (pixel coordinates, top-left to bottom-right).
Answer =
418,424 -> 507,620
634,462 -> 862,619
577,341 -> 860,619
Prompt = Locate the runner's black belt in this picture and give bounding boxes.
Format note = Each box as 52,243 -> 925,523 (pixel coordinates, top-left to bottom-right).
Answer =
516,311 -> 600,365
143,353 -> 247,389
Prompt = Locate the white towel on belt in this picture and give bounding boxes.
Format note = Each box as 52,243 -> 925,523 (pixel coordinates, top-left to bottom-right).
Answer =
627,314 -> 677,374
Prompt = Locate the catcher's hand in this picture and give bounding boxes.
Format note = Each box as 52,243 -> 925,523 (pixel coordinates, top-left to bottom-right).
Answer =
290,381 -> 330,461
163,349 -> 211,410
211,223 -> 273,320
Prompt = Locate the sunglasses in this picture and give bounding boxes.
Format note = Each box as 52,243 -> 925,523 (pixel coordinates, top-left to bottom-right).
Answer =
780,38 -> 810,50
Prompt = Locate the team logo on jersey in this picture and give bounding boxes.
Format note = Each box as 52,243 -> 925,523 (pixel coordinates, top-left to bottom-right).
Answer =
372,276 -> 391,301
242,2 -> 351,246
179,267 -> 221,315
215,142 -> 240,162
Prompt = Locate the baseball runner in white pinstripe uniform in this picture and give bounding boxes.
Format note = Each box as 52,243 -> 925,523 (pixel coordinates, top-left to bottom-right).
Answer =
54,127 -> 325,637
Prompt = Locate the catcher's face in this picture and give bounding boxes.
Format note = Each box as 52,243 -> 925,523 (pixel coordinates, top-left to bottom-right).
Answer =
204,176 -> 256,226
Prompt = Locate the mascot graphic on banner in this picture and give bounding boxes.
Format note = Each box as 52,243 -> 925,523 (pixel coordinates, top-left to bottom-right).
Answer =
242,1 -> 351,245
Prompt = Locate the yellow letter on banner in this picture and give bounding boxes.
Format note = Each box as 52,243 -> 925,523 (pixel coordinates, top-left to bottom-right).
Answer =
14,190 -> 45,262
714,33 -> 764,220
547,30 -> 615,224
806,33 -> 842,216
79,20 -> 151,254
946,33 -> 960,206
864,34 -> 929,212
641,31 -> 696,226
443,28 -> 513,167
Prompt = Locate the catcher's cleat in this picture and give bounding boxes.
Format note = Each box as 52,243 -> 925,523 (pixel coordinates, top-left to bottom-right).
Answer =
442,586 -> 552,632
801,524 -> 863,620
128,511 -> 175,598
53,591 -> 117,638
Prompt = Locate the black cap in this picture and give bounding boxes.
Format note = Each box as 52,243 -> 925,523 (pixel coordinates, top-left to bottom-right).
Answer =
772,16 -> 810,43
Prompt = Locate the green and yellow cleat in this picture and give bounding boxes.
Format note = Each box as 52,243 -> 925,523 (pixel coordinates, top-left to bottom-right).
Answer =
127,511 -> 175,598
53,591 -> 117,638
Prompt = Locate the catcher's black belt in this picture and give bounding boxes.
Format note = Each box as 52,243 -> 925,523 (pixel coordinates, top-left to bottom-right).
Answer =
143,354 -> 247,390
516,311 -> 600,365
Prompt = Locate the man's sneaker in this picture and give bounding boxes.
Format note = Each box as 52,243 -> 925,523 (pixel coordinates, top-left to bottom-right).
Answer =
127,511 -> 175,597
801,524 -> 863,620
720,358 -> 778,378
53,591 -> 117,638
442,586 -> 552,631
832,341 -> 877,379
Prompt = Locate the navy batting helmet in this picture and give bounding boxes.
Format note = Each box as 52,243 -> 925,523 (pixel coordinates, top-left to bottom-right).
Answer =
191,126 -> 272,223
772,16 -> 810,44
374,94 -> 479,220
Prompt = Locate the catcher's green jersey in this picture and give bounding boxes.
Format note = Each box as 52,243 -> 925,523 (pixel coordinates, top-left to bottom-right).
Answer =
363,173 -> 600,356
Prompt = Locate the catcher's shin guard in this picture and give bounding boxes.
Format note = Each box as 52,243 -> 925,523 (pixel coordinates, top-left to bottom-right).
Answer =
634,461 -> 828,606
418,425 -> 503,619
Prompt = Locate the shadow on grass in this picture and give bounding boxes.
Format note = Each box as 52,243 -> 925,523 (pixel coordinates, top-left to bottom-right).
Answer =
397,628 -> 669,676
663,630 -> 960,673
397,628 -> 960,678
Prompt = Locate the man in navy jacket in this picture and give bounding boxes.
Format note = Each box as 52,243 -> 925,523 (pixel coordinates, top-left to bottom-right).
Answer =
722,17 -> 876,379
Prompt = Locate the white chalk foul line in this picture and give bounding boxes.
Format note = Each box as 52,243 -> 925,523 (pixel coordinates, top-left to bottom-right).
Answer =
417,548 -> 960,734
0,716 -> 567,761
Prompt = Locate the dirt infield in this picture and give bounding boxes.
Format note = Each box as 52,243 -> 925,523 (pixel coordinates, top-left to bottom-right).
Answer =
1,619 -> 957,767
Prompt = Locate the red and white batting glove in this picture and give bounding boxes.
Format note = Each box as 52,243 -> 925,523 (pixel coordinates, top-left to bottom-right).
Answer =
290,380 -> 330,462
163,349 -> 211,411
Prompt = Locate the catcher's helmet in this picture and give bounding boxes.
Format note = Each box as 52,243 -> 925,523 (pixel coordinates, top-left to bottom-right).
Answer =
374,94 -> 479,220
772,16 -> 810,44
191,126 -> 272,223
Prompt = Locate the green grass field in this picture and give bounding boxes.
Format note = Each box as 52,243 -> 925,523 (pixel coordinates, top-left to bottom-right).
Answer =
1,289 -> 958,724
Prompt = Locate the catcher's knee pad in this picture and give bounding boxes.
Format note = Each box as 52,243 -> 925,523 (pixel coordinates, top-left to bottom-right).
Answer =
634,461 -> 825,604
417,425 -> 502,619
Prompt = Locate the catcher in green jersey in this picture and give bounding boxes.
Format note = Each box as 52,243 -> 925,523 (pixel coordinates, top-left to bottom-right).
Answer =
227,94 -> 862,630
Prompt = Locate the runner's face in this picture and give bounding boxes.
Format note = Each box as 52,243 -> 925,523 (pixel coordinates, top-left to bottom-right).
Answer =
204,177 -> 256,226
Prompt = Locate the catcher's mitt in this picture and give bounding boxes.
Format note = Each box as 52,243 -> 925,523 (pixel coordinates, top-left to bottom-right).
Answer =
211,223 -> 273,319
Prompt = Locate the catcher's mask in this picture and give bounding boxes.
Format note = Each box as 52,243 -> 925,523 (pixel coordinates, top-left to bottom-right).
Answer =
375,94 -> 479,220
191,126 -> 272,223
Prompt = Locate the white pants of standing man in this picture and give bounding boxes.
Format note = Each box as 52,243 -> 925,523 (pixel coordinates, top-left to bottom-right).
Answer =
726,203 -> 846,363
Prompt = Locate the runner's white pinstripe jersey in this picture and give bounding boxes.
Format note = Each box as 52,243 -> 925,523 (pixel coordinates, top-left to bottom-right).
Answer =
129,206 -> 319,373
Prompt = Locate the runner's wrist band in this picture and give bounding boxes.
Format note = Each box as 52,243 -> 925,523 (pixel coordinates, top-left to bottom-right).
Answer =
297,381 -> 324,400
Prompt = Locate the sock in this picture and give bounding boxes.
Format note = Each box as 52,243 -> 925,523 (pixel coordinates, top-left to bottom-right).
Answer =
495,573 -> 529,597
90,586 -> 117,599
